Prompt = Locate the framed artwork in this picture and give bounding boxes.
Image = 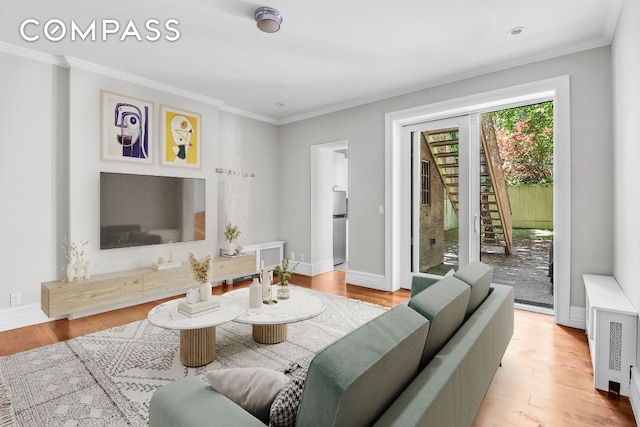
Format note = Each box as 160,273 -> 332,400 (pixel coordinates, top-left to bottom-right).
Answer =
101,91 -> 154,164
161,105 -> 202,168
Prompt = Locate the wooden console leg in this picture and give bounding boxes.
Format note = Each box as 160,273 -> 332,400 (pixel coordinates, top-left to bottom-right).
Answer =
180,326 -> 216,367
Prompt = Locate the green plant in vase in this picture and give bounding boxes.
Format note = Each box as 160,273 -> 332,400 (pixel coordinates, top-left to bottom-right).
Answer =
274,258 -> 298,299
223,222 -> 241,255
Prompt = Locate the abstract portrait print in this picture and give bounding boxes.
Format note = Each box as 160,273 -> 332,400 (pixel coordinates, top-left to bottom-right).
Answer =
161,106 -> 201,168
101,91 -> 154,164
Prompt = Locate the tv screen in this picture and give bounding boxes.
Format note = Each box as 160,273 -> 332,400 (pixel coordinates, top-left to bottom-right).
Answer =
100,172 -> 205,249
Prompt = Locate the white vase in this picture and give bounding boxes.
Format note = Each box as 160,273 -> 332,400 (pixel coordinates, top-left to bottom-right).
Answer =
260,269 -> 273,300
186,288 -> 200,304
249,278 -> 262,308
199,282 -> 212,301
66,261 -> 90,282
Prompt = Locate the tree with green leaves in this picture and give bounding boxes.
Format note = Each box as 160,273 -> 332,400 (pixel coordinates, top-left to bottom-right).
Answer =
490,101 -> 554,186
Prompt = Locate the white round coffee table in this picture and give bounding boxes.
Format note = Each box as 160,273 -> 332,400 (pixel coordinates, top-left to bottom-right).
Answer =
147,295 -> 244,367
225,285 -> 328,344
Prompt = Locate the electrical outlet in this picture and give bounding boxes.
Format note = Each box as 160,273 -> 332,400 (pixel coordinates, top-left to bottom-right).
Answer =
10,292 -> 20,306
300,254 -> 305,262
290,252 -> 295,260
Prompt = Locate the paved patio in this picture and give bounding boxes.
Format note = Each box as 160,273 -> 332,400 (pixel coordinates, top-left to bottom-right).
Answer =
427,229 -> 554,309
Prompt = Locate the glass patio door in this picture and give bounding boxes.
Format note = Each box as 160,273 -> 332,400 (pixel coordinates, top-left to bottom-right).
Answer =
404,115 -> 480,283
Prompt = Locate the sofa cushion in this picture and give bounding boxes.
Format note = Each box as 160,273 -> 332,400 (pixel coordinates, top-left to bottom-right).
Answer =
410,275 -> 439,297
410,270 -> 455,297
296,304 -> 430,427
206,367 -> 289,423
454,261 -> 493,318
270,365 -> 308,427
408,276 -> 471,369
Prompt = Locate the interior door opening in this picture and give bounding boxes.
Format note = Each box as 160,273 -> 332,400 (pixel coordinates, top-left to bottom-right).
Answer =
310,140 -> 349,276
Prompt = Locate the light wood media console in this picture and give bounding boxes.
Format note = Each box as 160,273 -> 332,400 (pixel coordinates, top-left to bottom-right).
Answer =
41,255 -> 256,318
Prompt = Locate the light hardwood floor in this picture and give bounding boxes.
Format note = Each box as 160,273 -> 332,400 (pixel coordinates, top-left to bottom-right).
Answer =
0,271 -> 635,426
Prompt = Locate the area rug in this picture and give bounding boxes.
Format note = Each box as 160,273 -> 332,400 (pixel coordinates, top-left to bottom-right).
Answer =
0,292 -> 387,426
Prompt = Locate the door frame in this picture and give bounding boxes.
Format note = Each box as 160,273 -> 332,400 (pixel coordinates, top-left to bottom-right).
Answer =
310,140 -> 349,276
385,76 -> 572,327
404,115 -> 479,284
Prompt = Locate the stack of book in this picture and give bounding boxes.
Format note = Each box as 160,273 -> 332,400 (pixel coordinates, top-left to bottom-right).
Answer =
178,297 -> 221,318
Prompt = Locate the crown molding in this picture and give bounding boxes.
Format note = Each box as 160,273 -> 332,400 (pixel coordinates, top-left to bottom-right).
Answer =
64,56 -> 225,107
0,41 -> 67,67
278,38 -> 609,125
0,41 -> 279,124
219,104 -> 279,125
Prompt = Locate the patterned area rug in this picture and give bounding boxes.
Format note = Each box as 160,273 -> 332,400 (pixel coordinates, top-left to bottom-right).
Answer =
0,292 -> 386,426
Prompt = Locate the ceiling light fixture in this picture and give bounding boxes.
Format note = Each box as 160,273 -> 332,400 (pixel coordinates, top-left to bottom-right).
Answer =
255,7 -> 283,33
509,27 -> 525,36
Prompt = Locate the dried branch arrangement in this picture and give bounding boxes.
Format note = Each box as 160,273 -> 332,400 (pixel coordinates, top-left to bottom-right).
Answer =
188,251 -> 212,283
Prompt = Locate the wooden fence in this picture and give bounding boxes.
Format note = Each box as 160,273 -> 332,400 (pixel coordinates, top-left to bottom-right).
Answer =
443,185 -> 553,231
507,185 -> 553,229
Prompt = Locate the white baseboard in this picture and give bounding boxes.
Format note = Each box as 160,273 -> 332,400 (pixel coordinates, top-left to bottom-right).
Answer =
346,270 -> 388,291
291,260 -> 335,277
631,366 -> 640,425
0,303 -> 58,332
293,261 -> 313,276
567,305 -> 586,330
311,259 -> 334,276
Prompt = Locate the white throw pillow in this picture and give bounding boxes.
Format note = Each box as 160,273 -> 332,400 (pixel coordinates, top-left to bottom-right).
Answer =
444,268 -> 455,277
206,367 -> 289,423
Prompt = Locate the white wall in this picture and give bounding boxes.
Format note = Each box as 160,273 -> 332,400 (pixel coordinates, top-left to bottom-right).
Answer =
612,0 -> 640,363
217,111 -> 281,246
0,52 -> 68,311
67,67 -> 282,275
280,46 -> 614,307
68,66 -> 220,273
0,51 -> 281,326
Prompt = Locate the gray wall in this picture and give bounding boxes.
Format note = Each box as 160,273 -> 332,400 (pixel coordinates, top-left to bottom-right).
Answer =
280,46 -> 614,309
0,52 -> 69,313
218,111 -> 281,246
0,52 -> 281,316
612,0 -> 640,365
0,39 -> 619,325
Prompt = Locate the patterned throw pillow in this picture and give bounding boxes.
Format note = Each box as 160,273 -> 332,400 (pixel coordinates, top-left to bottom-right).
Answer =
269,366 -> 308,427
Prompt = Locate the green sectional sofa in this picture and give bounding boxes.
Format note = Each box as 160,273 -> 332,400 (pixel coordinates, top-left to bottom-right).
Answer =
149,261 -> 514,427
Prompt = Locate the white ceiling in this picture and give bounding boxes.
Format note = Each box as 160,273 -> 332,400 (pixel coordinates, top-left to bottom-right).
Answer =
0,0 -> 622,124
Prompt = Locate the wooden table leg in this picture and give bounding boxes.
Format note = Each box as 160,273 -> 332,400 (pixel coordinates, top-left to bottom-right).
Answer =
252,324 -> 288,344
180,326 -> 216,367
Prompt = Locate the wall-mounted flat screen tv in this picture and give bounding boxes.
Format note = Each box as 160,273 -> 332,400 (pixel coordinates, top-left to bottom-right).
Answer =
100,172 -> 206,249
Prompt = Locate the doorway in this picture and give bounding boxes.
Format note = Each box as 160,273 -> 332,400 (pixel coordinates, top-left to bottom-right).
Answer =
406,105 -> 555,313
406,116 -> 479,276
385,76 -> 571,326
310,140 -> 349,276
479,102 -> 554,311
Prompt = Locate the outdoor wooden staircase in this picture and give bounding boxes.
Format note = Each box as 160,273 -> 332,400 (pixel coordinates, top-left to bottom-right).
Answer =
422,128 -> 460,214
423,118 -> 512,255
480,115 -> 513,255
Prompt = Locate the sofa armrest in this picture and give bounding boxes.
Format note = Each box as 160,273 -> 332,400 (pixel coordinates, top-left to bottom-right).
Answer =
149,376 -> 265,427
